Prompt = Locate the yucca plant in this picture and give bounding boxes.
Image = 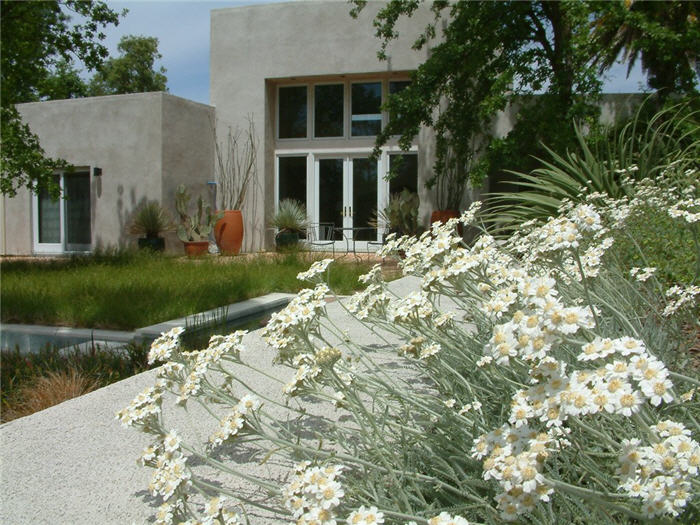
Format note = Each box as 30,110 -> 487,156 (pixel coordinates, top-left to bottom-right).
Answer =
270,199 -> 309,234
128,201 -> 174,239
486,99 -> 699,232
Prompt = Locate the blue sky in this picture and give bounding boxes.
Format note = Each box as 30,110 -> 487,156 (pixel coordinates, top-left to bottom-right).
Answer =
80,0 -> 650,105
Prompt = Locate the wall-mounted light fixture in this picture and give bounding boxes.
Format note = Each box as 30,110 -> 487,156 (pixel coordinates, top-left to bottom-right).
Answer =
93,167 -> 102,177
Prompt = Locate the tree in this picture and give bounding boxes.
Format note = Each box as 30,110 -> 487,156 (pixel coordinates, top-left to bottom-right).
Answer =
590,1 -> 699,98
38,58 -> 89,101
350,1 -> 602,193
1,1 -> 123,197
88,35 -> 168,96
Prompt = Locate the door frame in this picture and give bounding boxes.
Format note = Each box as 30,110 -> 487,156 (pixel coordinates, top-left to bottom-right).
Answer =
32,169 -> 92,254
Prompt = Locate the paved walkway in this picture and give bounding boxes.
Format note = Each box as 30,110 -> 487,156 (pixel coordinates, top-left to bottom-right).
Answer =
0,276 -> 419,524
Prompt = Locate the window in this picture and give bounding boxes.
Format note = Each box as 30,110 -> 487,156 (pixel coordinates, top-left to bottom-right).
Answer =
278,156 -> 307,206
34,170 -> 91,253
389,80 -> 410,95
389,154 -> 418,196
314,84 -> 344,138
278,86 -> 307,138
351,82 -> 382,136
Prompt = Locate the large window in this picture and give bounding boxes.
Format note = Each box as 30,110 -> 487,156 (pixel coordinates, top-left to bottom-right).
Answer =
34,170 -> 91,253
314,84 -> 344,138
278,78 -> 411,140
278,86 -> 307,138
351,82 -> 382,137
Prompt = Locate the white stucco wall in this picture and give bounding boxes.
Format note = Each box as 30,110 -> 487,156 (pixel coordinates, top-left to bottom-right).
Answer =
4,93 -> 214,255
211,0 -> 434,251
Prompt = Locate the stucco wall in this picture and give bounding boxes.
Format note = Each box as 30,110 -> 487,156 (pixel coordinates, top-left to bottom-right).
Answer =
161,95 -> 216,253
211,0 -> 433,251
5,93 -> 215,255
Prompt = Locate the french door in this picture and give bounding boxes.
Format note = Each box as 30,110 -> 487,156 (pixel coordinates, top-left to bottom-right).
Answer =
33,172 -> 91,254
315,156 -> 382,251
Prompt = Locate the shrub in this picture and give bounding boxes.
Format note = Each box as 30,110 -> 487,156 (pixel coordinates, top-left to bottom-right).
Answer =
2,370 -> 98,421
118,168 -> 699,523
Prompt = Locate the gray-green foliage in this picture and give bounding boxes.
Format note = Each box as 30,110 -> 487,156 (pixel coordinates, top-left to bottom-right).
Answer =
270,199 -> 309,234
375,189 -> 421,237
174,184 -> 222,242
487,100 -> 700,231
128,201 -> 174,238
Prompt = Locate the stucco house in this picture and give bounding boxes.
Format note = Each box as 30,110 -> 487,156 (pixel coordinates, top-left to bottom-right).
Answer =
0,1 -> 642,255
1,92 -> 214,255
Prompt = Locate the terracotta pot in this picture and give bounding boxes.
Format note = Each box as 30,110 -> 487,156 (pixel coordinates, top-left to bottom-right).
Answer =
214,210 -> 244,255
183,241 -> 209,256
431,209 -> 463,236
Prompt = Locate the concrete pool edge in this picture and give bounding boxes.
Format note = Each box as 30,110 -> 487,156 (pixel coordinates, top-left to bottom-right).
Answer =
0,292 -> 295,352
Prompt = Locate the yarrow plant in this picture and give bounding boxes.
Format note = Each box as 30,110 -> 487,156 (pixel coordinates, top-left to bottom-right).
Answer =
119,158 -> 699,523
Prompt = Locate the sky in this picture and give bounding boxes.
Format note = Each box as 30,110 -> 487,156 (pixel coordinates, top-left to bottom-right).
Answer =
77,0 -> 651,106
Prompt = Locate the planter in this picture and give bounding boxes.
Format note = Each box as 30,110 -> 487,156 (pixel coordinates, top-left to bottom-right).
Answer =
137,237 -> 165,252
183,241 -> 209,257
214,210 -> 244,255
275,231 -> 300,250
431,209 -> 463,236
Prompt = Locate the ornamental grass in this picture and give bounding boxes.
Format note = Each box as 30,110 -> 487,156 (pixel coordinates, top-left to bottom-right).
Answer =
119,160 -> 699,524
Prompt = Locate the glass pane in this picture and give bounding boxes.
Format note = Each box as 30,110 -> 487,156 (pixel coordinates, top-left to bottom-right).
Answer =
64,172 -> 91,245
389,154 -> 418,195
38,176 -> 60,244
279,86 -> 307,138
352,158 -> 377,241
389,80 -> 410,95
278,156 -> 307,205
319,159 -> 343,239
351,82 -> 381,136
314,84 -> 344,137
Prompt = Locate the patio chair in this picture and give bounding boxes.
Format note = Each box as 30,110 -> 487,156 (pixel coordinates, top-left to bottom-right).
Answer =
306,222 -> 335,255
366,225 -> 388,252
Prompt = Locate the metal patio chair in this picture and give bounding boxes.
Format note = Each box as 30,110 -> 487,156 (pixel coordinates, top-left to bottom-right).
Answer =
306,222 -> 335,255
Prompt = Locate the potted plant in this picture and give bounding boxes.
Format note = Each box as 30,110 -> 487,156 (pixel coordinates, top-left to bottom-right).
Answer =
175,184 -> 224,256
426,140 -> 471,230
270,199 -> 309,250
128,201 -> 174,252
373,189 -> 422,239
213,117 -> 258,255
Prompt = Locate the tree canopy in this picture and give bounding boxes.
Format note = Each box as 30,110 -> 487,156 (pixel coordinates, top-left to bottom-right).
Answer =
88,35 -> 168,96
350,0 -> 698,197
1,1 -> 123,197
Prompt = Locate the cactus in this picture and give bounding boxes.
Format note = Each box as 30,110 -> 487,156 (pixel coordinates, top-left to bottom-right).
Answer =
175,184 -> 223,242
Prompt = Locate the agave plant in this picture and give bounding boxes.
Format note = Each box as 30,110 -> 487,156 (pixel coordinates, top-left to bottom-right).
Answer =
486,100 -> 699,232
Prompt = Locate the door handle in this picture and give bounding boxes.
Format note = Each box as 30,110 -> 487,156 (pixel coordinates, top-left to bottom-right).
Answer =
343,206 -> 347,217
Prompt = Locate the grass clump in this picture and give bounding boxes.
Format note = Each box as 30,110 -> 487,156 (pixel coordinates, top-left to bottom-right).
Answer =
1,251 -> 380,330
1,341 -> 152,423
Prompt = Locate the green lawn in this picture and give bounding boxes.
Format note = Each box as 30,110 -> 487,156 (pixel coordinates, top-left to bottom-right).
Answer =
1,251 -> 382,330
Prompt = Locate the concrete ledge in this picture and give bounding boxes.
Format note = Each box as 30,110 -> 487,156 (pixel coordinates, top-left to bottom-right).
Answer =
1,293 -> 295,353
134,292 -> 294,341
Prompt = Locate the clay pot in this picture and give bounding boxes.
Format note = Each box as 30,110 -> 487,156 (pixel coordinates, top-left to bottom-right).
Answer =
214,210 -> 244,255
183,241 -> 209,256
